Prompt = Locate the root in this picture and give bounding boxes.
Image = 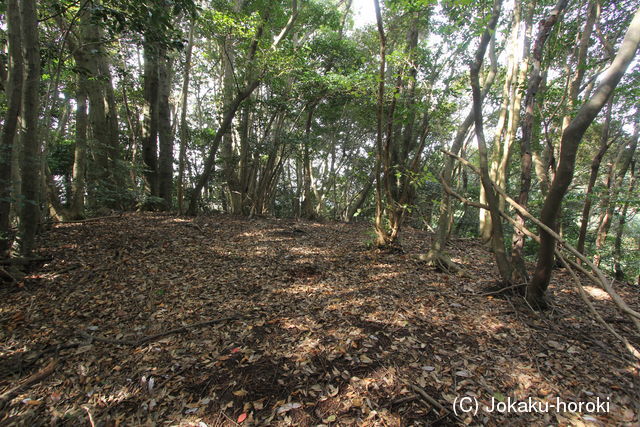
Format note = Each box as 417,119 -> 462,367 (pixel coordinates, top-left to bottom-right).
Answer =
419,250 -> 462,274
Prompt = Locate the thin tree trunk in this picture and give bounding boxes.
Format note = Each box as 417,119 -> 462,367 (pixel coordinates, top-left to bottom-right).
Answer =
470,0 -> 510,283
158,51 -> 174,209
479,6 -> 521,242
70,75 -> 89,219
593,120 -> 638,266
373,0 -> 388,246
142,39 -> 160,200
431,37 -> 496,254
576,99 -> 614,255
511,0 -> 569,282
0,0 -> 23,258
177,22 -> 195,215
526,7 -> 640,309
18,0 -> 41,256
613,165 -> 635,280
301,102 -> 318,219
186,79 -> 261,215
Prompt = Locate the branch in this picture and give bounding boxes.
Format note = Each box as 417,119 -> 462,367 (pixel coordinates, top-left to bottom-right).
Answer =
271,0 -> 298,50
441,149 -> 640,330
0,359 -> 57,408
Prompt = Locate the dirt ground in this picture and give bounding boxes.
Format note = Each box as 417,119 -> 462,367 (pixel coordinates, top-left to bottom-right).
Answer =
1,213 -> 639,426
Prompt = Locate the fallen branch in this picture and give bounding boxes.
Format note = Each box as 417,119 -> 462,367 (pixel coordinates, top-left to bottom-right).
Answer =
0,359 -> 57,408
80,316 -> 242,347
409,384 -> 461,422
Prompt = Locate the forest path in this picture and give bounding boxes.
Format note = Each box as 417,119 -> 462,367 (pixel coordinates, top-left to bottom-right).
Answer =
1,213 -> 638,425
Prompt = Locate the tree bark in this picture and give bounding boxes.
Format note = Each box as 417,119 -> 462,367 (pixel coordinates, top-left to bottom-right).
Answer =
526,6 -> 640,309
576,99 -> 614,256
177,22 -> 195,215
0,0 -> 23,258
69,75 -> 89,219
613,164 -> 636,280
593,120 -> 638,267
158,51 -> 174,209
431,37 -> 497,254
18,0 -> 41,256
511,0 -> 569,283
142,39 -> 160,200
470,0 -> 510,283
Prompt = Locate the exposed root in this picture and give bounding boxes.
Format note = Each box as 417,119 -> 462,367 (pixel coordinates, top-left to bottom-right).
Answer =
419,250 -> 461,274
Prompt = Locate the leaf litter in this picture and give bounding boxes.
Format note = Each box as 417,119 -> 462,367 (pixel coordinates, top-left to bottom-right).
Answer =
0,212 -> 639,426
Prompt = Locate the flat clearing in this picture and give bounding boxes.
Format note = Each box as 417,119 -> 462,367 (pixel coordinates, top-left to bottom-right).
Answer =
1,213 -> 638,425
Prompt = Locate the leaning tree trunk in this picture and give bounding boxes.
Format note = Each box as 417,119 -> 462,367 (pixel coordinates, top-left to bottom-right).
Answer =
526,7 -> 640,309
0,0 -> 23,258
18,0 -> 41,256
511,0 -> 569,283
430,34 -> 497,261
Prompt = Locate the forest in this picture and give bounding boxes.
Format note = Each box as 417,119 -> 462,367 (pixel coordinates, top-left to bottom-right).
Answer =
1,0 -> 639,424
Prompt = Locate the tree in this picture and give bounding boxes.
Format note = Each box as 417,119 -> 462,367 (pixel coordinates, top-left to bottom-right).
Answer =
0,0 -> 24,257
526,6 -> 640,309
18,0 -> 42,256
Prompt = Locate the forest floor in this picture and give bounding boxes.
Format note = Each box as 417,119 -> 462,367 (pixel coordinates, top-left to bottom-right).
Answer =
1,213 -> 639,426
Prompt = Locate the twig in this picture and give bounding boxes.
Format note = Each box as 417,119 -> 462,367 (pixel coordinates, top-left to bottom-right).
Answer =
409,384 -> 460,422
0,266 -> 18,283
471,282 -> 526,296
80,316 -> 242,347
388,394 -> 418,407
0,359 -> 57,408
83,406 -> 96,427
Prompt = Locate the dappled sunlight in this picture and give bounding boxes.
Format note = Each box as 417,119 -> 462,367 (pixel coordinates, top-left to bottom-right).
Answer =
2,214 -> 637,425
584,286 -> 611,301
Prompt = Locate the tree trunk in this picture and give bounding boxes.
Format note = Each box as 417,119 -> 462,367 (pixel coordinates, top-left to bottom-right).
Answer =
69,3 -> 120,205
373,0 -> 389,247
432,37 -> 496,254
18,0 -> 41,256
470,0 -> 510,283
526,7 -> 640,309
613,164 -> 636,280
593,121 -> 638,266
301,102 -> 318,220
69,75 -> 89,219
177,23 -> 195,215
0,0 -> 23,258
142,39 -> 160,200
576,99 -> 614,256
479,6 -> 521,242
186,79 -> 261,215
511,0 -> 569,283
158,51 -> 174,210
